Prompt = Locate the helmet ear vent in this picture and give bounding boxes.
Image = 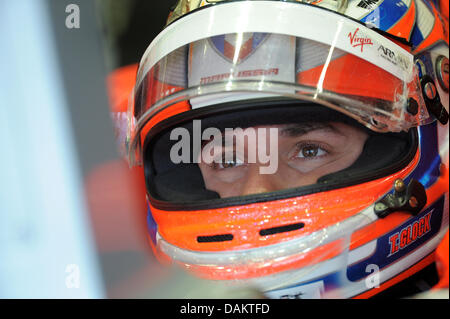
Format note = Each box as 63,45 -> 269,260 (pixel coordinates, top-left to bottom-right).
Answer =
197,234 -> 234,243
259,222 -> 305,236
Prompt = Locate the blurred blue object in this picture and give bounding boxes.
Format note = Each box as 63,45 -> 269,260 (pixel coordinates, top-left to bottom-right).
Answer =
0,0 -> 104,298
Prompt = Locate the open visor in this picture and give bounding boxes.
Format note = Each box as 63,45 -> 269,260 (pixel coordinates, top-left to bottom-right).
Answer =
128,1 -> 430,165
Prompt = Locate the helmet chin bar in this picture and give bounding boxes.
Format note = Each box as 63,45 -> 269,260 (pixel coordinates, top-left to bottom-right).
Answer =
154,194 -> 448,299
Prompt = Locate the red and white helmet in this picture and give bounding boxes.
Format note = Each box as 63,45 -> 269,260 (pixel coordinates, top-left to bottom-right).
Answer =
127,0 -> 449,298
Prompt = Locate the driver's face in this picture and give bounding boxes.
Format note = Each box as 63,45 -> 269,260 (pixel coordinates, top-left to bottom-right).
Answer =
198,122 -> 368,198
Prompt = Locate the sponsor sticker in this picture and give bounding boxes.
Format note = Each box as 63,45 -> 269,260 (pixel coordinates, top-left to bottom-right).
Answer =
378,44 -> 410,71
265,281 -> 325,299
388,210 -> 433,256
348,27 -> 374,52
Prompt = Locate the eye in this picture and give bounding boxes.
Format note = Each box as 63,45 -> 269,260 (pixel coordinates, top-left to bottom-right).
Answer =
217,159 -> 244,169
295,143 -> 328,159
212,153 -> 245,169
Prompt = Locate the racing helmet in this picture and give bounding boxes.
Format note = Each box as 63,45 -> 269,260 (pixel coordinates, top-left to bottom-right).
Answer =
127,0 -> 449,298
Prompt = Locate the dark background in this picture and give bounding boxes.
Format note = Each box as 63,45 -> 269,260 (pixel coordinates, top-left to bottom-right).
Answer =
98,0 -> 178,70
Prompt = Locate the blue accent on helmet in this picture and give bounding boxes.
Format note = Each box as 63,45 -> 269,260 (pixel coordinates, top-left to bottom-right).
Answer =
360,0 -> 409,31
147,203 -> 157,245
346,195 -> 444,282
411,27 -> 425,48
410,122 -> 442,188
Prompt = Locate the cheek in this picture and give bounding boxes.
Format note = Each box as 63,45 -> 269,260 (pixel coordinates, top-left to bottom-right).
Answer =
275,163 -> 326,188
199,165 -> 246,196
206,178 -> 245,198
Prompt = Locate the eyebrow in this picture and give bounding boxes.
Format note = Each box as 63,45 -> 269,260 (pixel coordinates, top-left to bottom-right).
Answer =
201,128 -> 256,148
200,122 -> 339,149
280,122 -> 336,137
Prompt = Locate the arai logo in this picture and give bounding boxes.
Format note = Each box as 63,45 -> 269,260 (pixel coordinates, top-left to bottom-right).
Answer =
378,45 -> 410,71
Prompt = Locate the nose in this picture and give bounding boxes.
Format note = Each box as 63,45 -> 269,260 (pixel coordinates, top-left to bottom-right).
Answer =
239,164 -> 281,196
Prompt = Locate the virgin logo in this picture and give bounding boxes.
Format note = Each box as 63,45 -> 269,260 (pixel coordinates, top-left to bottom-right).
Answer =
348,28 -> 374,52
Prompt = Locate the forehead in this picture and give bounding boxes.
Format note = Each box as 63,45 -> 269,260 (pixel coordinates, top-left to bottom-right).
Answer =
220,122 -> 343,137
279,122 -> 336,137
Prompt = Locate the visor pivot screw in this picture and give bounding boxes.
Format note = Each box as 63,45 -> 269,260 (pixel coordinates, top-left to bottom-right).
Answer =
421,75 -> 449,125
375,179 -> 427,218
409,196 -> 418,208
424,82 -> 437,100
394,179 -> 405,193
407,98 -> 419,115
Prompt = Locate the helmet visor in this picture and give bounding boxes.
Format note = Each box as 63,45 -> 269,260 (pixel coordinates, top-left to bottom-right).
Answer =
129,1 -> 428,165
127,1 -> 421,205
